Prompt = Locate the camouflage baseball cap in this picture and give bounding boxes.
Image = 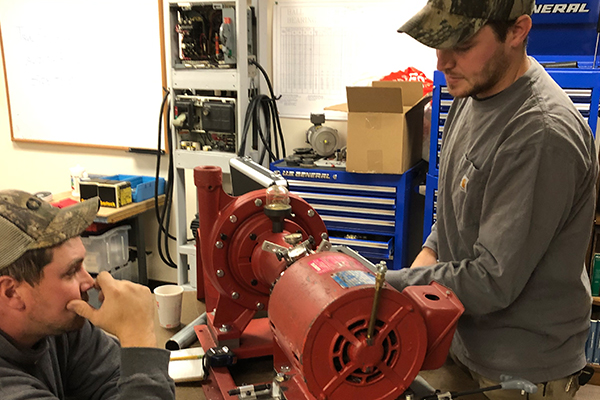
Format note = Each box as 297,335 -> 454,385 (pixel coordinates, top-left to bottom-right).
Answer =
0,190 -> 99,270
398,0 -> 535,49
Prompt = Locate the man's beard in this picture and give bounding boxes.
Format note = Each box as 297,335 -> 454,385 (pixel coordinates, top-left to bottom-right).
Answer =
448,47 -> 510,99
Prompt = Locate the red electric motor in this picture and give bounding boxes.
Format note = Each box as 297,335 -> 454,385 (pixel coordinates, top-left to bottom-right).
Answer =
269,252 -> 463,400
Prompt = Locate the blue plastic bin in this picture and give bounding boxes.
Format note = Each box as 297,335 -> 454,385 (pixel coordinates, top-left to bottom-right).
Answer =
104,175 -> 166,202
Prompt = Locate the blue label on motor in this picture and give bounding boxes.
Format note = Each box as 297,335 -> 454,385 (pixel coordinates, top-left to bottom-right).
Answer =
332,270 -> 376,288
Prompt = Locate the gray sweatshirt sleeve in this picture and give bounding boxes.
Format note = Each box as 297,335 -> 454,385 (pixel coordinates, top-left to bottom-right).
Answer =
387,139 -> 593,316
0,322 -> 175,400
64,322 -> 175,400
423,221 -> 438,253
117,348 -> 176,400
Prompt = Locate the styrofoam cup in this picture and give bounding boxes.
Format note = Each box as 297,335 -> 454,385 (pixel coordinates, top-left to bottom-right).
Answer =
154,285 -> 184,328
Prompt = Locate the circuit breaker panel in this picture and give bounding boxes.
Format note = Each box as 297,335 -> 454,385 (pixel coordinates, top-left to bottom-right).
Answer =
168,2 -> 259,154
169,3 -> 256,69
173,93 -> 237,152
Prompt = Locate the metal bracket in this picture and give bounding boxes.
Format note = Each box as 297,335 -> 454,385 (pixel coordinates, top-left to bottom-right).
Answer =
316,239 -> 332,253
228,383 -> 275,399
261,236 -> 316,265
436,392 -> 453,400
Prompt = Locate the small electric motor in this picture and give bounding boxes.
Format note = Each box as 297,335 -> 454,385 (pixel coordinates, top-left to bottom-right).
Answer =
306,113 -> 339,157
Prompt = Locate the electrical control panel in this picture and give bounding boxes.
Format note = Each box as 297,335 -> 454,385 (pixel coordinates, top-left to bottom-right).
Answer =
174,92 -> 237,153
169,3 -> 256,68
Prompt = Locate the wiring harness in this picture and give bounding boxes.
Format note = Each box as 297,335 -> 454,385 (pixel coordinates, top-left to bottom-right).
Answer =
238,59 -> 286,164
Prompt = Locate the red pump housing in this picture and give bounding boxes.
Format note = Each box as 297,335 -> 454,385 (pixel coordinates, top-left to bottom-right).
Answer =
193,165 -> 327,354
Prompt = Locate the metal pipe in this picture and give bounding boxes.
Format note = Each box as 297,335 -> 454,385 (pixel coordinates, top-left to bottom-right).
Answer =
165,312 -> 208,350
366,262 -> 387,346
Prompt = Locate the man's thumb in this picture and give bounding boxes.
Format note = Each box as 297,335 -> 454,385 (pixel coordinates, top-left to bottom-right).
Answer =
67,299 -> 96,320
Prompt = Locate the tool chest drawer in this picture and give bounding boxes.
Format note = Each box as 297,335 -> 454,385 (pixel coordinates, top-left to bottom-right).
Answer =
271,160 -> 426,269
423,174 -> 438,243
328,232 -> 393,260
429,83 -> 453,176
292,190 -> 396,235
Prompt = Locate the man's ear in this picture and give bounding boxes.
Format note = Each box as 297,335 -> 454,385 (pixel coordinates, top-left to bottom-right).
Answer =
508,15 -> 532,49
0,276 -> 26,311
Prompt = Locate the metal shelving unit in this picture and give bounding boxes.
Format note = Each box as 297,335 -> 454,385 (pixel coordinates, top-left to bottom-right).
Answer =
163,0 -> 268,287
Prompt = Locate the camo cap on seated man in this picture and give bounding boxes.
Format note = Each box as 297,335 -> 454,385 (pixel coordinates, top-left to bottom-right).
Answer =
0,190 -> 99,270
398,0 -> 535,49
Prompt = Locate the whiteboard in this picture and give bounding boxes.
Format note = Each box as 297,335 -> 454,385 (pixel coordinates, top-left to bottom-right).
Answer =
273,0 -> 436,119
0,0 -> 165,149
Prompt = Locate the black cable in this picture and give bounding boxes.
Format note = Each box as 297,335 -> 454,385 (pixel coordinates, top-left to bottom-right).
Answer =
155,88 -> 177,269
238,94 -> 263,156
268,100 -> 280,160
252,91 -> 260,152
155,89 -> 177,241
258,98 -> 274,164
159,99 -> 177,268
164,107 -> 177,267
154,88 -> 169,220
256,124 -> 277,161
238,59 -> 286,163
250,59 -> 286,158
240,93 -> 277,161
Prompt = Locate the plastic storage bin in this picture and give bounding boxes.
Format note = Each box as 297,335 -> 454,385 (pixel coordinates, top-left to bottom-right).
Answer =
110,261 -> 137,281
104,175 -> 166,202
82,225 -> 131,274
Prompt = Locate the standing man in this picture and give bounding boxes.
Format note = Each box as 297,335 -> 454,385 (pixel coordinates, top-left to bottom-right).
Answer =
386,1 -> 598,399
0,190 -> 175,399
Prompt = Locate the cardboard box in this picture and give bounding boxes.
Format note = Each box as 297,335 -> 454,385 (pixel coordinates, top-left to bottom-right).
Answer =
80,179 -> 133,208
329,81 -> 430,174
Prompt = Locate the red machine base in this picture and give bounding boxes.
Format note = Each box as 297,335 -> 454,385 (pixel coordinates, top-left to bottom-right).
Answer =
195,318 -> 274,399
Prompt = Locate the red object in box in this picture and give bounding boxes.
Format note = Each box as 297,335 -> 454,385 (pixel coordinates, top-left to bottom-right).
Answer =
382,66 -> 434,96
51,197 -> 107,233
51,198 -> 78,209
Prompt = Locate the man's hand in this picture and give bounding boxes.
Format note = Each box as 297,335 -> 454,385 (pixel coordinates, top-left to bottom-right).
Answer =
67,272 -> 157,348
410,247 -> 438,269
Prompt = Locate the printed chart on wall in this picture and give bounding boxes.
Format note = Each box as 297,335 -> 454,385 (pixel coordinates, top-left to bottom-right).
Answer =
273,0 -> 436,119
0,0 -> 165,149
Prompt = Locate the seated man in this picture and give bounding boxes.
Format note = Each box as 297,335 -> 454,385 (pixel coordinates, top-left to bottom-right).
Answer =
0,189 -> 175,400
